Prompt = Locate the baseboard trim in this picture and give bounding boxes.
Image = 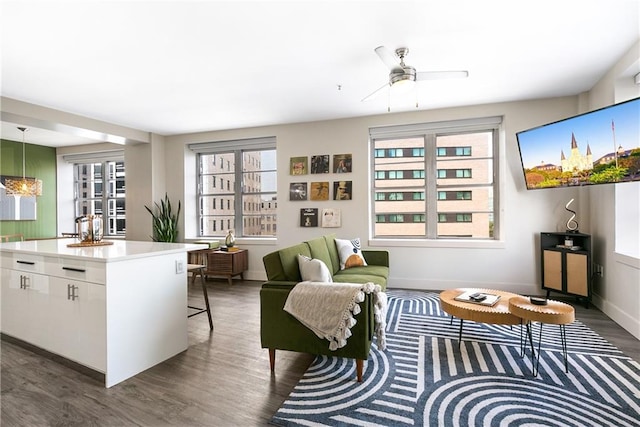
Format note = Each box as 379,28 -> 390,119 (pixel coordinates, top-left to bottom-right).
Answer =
1,333 -> 105,384
387,278 -> 540,297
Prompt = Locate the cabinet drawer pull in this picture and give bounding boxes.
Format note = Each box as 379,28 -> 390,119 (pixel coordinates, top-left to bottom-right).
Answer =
16,260 -> 35,265
67,284 -> 79,300
62,266 -> 86,273
21,275 -> 30,289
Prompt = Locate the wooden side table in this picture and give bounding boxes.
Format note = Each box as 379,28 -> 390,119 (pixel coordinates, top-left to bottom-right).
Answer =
508,296 -> 575,376
205,249 -> 248,285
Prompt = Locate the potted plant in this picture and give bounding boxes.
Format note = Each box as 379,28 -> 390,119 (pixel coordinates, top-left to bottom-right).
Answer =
145,193 -> 181,242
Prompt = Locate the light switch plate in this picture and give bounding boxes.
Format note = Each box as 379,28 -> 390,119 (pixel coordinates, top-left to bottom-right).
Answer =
175,260 -> 185,274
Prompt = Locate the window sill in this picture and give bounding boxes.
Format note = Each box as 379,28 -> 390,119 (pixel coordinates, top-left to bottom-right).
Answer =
368,238 -> 505,249
236,237 -> 278,246
187,237 -> 277,246
613,252 -> 640,269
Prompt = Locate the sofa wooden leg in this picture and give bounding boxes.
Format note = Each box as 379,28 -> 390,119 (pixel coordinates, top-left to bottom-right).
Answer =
269,348 -> 276,371
356,359 -> 363,382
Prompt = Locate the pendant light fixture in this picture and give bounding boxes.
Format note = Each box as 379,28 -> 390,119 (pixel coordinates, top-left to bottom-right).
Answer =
4,127 -> 43,197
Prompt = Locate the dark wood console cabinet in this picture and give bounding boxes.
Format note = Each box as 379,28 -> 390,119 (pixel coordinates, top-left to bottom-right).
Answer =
540,232 -> 592,307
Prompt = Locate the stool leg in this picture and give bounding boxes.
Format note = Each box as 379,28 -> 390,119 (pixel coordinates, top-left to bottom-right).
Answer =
200,268 -> 213,330
458,319 -> 464,347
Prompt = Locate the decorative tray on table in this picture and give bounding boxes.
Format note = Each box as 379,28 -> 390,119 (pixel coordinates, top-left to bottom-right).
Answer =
67,241 -> 114,248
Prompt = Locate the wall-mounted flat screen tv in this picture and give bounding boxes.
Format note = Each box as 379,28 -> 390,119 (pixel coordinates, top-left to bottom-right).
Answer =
516,97 -> 639,190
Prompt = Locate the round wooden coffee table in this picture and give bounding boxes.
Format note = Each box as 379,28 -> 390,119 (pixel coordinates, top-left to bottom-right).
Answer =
509,295 -> 575,376
439,288 -> 521,345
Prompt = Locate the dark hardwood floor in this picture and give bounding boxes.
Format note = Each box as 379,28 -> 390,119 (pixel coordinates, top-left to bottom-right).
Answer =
1,281 -> 638,426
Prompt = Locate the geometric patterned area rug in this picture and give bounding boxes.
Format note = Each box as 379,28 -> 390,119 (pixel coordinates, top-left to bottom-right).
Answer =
271,290 -> 640,426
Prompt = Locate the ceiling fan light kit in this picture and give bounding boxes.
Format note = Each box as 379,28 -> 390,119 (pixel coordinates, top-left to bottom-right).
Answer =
363,45 -> 469,107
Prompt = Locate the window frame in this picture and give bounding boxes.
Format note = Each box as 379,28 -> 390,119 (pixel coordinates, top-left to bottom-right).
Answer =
67,153 -> 126,238
369,116 -> 503,247
189,137 -> 277,239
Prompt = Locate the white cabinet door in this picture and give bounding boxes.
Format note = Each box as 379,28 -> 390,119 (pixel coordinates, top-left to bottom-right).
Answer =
48,277 -> 106,371
0,268 -> 50,346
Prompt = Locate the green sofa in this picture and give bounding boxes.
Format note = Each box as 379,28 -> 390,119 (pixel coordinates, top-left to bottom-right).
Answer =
260,234 -> 389,381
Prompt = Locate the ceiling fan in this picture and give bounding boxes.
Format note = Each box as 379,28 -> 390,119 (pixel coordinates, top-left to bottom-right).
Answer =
362,46 -> 469,104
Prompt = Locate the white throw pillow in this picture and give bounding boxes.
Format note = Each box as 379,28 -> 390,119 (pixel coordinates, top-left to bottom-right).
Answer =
335,238 -> 367,270
297,254 -> 333,282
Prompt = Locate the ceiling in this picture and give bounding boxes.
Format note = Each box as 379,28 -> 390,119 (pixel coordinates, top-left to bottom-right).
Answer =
1,0 -> 639,147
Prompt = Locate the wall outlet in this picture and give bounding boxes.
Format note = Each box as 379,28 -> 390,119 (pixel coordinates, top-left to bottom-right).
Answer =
593,263 -> 604,277
175,260 -> 185,274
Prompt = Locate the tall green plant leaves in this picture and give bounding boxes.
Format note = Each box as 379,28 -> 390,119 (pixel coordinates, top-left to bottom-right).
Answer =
145,193 -> 181,242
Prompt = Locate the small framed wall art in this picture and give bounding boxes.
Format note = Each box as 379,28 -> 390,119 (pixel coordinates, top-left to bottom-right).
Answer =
310,181 -> 330,201
290,156 -> 308,175
333,180 -> 352,200
321,208 -> 341,228
333,153 -> 352,173
289,182 -> 308,201
310,155 -> 330,174
300,208 -> 318,227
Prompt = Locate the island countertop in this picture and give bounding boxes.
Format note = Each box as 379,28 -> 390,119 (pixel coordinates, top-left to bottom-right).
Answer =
0,238 -> 206,262
1,237 -> 208,387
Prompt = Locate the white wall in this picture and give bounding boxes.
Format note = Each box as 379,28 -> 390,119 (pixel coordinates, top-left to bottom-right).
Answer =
585,40 -> 640,339
165,97 -> 583,298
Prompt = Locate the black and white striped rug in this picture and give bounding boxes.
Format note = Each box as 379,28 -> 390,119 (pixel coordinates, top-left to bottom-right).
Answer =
271,290 -> 640,426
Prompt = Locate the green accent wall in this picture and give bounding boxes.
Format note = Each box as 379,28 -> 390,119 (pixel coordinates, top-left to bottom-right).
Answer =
0,139 -> 58,239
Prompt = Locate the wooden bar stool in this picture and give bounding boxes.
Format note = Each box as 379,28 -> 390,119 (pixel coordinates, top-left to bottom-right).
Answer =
187,264 -> 213,330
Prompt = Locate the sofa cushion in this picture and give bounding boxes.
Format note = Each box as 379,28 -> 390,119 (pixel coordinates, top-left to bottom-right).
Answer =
279,243 -> 311,281
333,273 -> 387,289
306,236 -> 335,274
324,234 -> 341,275
335,237 -> 367,270
297,254 -> 333,282
336,264 -> 389,280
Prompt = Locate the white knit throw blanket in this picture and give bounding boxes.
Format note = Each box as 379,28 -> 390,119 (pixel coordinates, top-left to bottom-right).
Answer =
283,281 -> 387,351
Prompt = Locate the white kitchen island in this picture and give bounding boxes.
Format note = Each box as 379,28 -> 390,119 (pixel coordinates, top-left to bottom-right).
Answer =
0,239 -> 206,387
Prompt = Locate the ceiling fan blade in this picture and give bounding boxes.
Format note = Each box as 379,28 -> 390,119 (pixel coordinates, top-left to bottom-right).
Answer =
416,70 -> 469,81
361,82 -> 390,102
374,46 -> 403,73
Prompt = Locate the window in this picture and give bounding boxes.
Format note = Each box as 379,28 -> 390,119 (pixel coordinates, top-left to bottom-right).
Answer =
455,169 -> 472,178
370,116 -> 500,239
190,137 -> 277,238
456,147 -> 472,156
71,156 -> 125,237
389,214 -> 404,223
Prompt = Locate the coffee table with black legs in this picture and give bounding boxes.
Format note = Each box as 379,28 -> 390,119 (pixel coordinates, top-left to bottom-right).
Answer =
439,288 -> 522,345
